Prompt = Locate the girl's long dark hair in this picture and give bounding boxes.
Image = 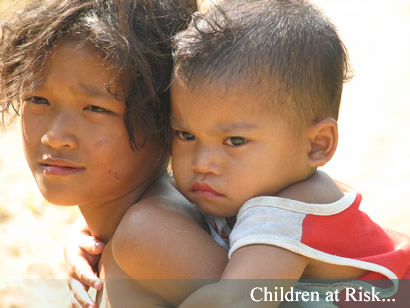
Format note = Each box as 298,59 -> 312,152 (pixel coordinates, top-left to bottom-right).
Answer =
0,0 -> 196,150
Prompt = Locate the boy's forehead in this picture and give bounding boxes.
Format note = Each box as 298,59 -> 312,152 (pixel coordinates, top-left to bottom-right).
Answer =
170,77 -> 304,134
171,77 -> 274,110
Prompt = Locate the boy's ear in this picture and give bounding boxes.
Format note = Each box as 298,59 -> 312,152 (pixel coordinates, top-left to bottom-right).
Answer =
307,118 -> 338,168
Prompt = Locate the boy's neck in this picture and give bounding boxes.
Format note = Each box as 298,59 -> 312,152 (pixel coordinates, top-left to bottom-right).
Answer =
78,172 -> 165,244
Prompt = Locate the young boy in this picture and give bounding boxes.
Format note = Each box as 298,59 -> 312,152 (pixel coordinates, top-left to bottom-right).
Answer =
170,0 -> 410,306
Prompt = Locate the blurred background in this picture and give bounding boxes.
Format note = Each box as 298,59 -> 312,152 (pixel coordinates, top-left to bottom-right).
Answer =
1,0 -> 409,307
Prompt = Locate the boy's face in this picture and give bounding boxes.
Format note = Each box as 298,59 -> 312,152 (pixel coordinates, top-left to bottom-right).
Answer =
21,40 -> 162,207
171,80 -> 311,217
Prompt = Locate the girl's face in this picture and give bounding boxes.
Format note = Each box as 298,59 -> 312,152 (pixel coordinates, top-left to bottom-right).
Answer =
170,80 -> 311,217
21,40 -> 163,207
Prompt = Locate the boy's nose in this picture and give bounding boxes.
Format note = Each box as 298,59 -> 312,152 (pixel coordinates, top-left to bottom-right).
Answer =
41,112 -> 78,150
192,146 -> 221,175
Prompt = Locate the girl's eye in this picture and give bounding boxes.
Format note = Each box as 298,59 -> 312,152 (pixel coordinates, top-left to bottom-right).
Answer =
24,96 -> 49,105
85,105 -> 109,113
224,136 -> 247,147
174,130 -> 195,141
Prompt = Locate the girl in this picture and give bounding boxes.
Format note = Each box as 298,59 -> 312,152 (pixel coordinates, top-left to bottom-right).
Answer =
0,0 -> 229,307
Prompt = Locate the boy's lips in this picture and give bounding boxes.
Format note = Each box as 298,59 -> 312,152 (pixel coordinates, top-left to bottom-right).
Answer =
39,156 -> 85,176
191,182 -> 224,198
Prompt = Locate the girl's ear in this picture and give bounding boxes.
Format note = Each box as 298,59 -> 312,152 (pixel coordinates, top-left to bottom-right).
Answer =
307,118 -> 338,168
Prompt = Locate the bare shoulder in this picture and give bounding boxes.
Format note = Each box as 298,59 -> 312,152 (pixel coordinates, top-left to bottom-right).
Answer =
109,175 -> 227,305
111,175 -> 227,280
141,174 -> 207,228
97,241 -> 171,308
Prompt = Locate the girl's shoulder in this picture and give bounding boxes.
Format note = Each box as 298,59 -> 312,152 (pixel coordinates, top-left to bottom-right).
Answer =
109,174 -> 225,275
137,173 -> 206,227
107,175 -> 228,304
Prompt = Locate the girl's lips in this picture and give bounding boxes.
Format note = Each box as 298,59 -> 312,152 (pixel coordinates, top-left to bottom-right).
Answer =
40,164 -> 84,176
191,182 -> 224,197
39,157 -> 84,176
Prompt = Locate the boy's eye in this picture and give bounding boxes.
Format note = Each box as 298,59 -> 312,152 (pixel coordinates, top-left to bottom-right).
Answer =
174,130 -> 195,141
85,105 -> 109,113
224,136 -> 247,147
24,96 -> 49,105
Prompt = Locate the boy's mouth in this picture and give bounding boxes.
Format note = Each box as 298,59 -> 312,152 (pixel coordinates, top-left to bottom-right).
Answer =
191,182 -> 224,198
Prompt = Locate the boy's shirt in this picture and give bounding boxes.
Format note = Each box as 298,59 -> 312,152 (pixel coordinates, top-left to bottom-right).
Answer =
202,214 -> 232,250
200,183 -> 410,305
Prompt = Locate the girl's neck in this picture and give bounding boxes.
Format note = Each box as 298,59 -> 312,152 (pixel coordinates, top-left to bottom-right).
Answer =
78,170 -> 166,244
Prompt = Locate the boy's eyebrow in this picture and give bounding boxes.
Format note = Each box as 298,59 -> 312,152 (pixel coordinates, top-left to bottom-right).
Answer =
213,122 -> 258,133
170,115 -> 258,132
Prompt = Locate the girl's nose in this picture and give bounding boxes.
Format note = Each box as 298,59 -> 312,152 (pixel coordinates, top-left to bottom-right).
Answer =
41,112 -> 78,150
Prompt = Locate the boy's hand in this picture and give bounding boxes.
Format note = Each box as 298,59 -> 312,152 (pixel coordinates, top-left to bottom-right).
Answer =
64,219 -> 104,308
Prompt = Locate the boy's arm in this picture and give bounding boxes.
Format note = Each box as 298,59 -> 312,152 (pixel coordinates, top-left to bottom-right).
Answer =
276,170 -> 344,204
178,245 -> 308,308
178,170 -> 341,307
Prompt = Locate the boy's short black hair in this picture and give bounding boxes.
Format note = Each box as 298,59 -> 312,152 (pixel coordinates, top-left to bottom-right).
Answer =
173,0 -> 352,127
0,0 -> 196,149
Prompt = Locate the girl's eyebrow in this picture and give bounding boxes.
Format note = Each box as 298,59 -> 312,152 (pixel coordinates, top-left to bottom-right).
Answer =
26,80 -> 109,99
170,114 -> 183,127
27,78 -> 46,91
78,83 -> 110,98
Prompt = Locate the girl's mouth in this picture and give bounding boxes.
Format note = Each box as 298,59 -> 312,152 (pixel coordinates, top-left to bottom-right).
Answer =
39,156 -> 84,176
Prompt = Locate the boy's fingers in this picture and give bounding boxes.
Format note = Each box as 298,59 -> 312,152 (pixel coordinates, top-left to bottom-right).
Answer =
75,261 -> 103,290
68,292 -> 83,308
78,233 -> 105,255
69,279 -> 97,308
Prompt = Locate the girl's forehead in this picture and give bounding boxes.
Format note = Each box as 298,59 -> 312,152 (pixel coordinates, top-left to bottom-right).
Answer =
25,39 -> 121,100
48,38 -> 105,64
45,39 -> 121,86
